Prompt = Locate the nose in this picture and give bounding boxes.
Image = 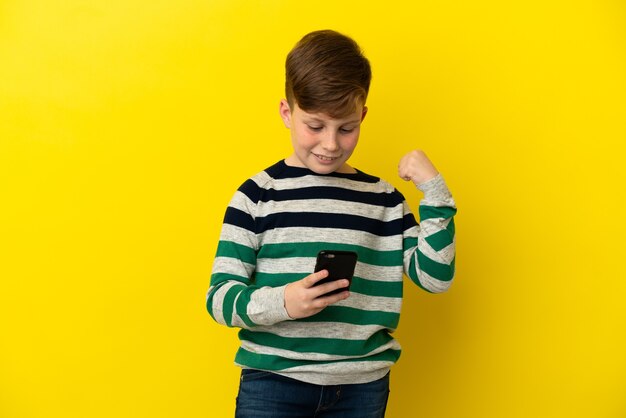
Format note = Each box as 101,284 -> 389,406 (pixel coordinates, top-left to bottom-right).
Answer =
321,130 -> 339,152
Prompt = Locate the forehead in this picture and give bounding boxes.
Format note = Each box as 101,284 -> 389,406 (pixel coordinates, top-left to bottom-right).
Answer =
295,104 -> 362,124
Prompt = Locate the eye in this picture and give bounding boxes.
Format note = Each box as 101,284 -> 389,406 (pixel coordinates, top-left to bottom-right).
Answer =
307,125 -> 323,132
340,127 -> 355,134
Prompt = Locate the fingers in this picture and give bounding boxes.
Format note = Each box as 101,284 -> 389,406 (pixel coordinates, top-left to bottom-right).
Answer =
304,271 -> 350,297
397,151 -> 418,181
315,288 -> 350,307
306,283 -> 350,314
304,269 -> 329,287
312,279 -> 350,299
398,149 -> 439,185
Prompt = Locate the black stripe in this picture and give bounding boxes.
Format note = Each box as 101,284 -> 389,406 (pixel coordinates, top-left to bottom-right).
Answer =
224,207 -> 255,232
403,213 -> 418,229
256,212 -> 405,236
258,186 -> 404,207
238,179 -> 261,204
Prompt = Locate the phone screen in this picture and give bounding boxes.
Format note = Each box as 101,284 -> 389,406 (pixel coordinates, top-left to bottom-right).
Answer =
313,250 -> 358,296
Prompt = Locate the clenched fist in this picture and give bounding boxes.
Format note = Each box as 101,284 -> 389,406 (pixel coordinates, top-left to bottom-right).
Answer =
398,150 -> 439,186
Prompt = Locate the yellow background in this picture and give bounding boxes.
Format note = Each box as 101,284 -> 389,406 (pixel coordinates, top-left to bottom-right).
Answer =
1,1 -> 625,417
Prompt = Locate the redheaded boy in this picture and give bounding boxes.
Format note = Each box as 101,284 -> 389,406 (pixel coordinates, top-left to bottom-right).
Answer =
207,29 -> 457,418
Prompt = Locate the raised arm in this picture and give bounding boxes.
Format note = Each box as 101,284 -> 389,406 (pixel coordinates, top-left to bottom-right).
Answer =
398,150 -> 457,293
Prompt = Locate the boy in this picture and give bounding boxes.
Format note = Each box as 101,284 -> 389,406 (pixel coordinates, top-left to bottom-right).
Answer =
206,30 -> 456,418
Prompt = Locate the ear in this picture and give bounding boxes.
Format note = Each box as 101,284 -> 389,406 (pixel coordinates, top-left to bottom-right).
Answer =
361,106 -> 368,122
279,99 -> 292,128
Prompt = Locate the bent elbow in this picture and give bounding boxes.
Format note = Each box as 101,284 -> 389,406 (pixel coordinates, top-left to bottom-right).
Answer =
421,276 -> 454,294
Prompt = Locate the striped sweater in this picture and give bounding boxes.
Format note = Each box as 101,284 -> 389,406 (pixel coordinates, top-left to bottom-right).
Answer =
206,160 -> 456,385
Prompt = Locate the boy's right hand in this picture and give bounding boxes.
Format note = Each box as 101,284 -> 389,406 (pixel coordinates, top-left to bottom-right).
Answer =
284,270 -> 350,319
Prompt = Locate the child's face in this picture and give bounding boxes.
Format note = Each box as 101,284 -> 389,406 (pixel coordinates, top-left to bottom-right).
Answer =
279,100 -> 367,174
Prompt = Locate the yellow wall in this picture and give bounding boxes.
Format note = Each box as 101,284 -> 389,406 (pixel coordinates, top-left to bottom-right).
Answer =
1,1 -> 625,417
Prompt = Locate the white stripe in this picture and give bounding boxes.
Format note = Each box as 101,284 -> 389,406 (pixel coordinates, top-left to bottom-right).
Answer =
230,292 -> 247,328
239,338 -> 400,362
417,235 -> 456,265
335,292 -> 402,314
209,281 -> 242,326
415,269 -> 453,293
212,256 -> 255,278
418,216 -> 452,237
403,224 -> 419,240
256,257 -> 404,283
228,191 -> 256,215
421,196 -> 456,208
405,251 -> 453,293
258,227 -> 404,252
219,224 -> 258,248
251,171 -> 272,188
246,285 -> 292,326
253,322 -> 392,340
254,199 -> 404,222
259,174 -> 395,194
222,222 -> 409,253
255,257 -> 314,274
355,263 -> 404,283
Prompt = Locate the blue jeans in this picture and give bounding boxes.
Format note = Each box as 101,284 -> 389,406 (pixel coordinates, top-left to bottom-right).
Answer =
235,369 -> 390,418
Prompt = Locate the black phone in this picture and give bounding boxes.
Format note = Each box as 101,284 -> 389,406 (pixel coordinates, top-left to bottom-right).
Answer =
313,250 -> 358,296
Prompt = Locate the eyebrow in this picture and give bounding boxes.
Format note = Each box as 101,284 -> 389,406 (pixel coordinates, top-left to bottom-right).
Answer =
305,117 -> 361,125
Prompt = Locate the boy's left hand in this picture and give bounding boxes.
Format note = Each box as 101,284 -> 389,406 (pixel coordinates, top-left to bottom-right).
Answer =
398,150 -> 439,185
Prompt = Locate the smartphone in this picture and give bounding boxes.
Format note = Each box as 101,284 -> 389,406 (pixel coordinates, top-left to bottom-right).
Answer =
313,250 -> 358,296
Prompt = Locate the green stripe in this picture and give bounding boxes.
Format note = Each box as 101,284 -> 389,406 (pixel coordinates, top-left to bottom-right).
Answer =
235,346 -> 401,371
419,205 -> 457,221
257,242 -> 403,267
239,330 -> 393,357
447,218 -> 455,236
425,228 -> 454,251
352,277 -> 402,298
206,281 -> 229,319
215,240 -> 257,265
406,254 -> 434,293
254,272 -> 308,287
403,236 -> 418,252
405,221 -> 456,253
253,273 -> 403,298
299,306 -> 399,329
235,288 -> 256,328
407,254 -> 430,293
417,249 -> 455,281
222,284 -> 246,327
211,272 -> 251,286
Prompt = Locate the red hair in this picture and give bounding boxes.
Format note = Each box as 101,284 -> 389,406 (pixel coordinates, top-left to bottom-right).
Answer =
285,30 -> 371,118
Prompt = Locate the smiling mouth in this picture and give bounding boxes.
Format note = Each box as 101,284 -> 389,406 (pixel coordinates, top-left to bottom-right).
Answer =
313,153 -> 340,161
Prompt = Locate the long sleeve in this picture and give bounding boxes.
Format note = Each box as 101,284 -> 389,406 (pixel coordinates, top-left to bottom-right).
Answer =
206,179 -> 292,329
403,173 -> 457,293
